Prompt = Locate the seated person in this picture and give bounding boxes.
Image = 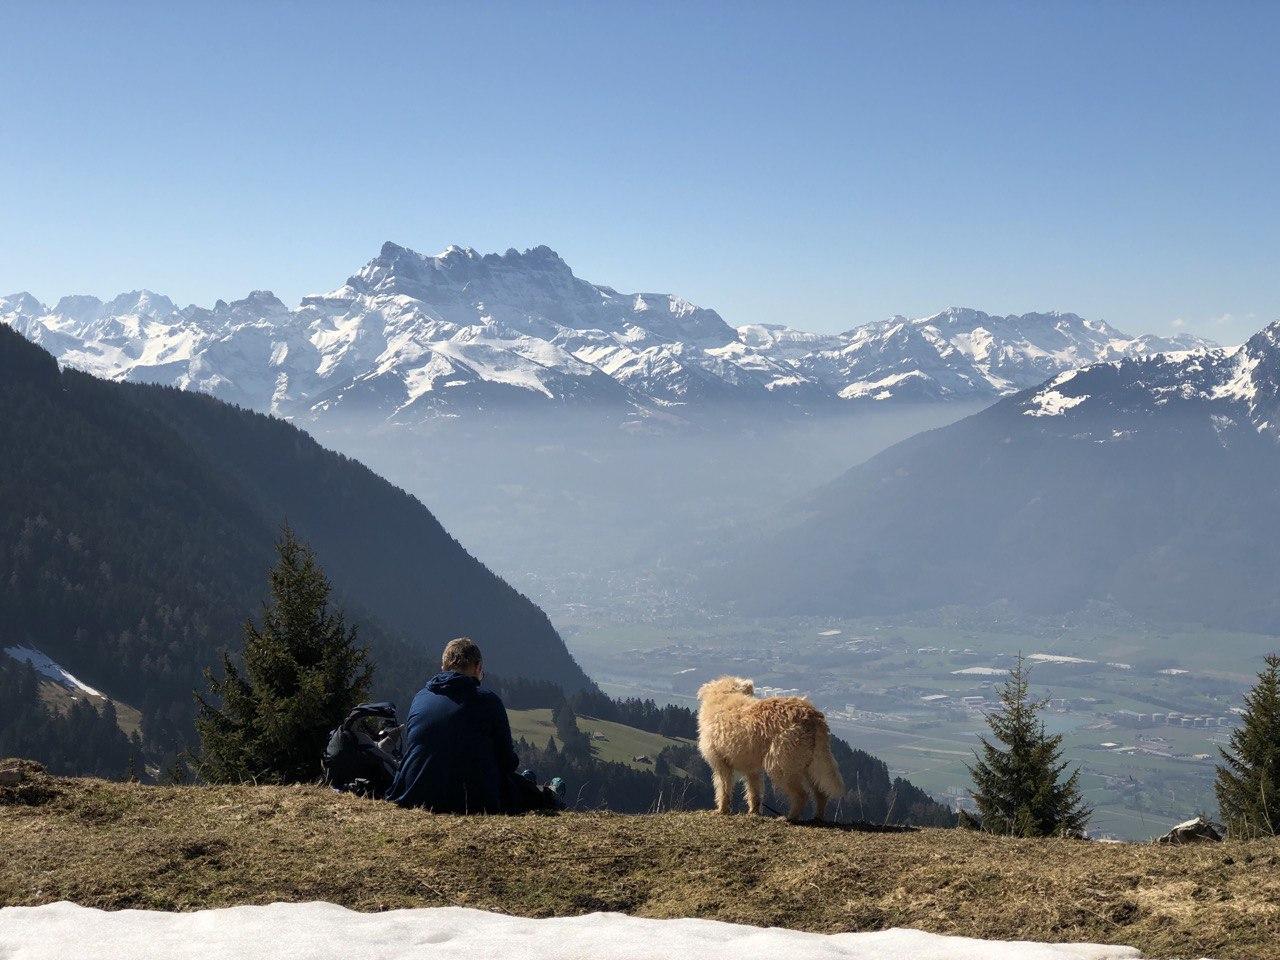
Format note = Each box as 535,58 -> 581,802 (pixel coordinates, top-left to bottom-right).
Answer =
387,637 -> 557,813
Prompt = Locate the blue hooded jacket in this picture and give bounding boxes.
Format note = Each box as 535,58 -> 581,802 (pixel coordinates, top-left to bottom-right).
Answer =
386,671 -> 519,813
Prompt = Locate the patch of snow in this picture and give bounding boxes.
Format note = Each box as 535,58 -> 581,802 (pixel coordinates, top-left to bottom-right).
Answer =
1158,668 -> 1190,676
839,370 -> 928,400
764,375 -> 806,390
0,903 -> 1146,960
1023,386 -> 1089,417
3,646 -> 104,698
1028,653 -> 1096,665
818,629 -> 842,636
951,667 -> 1010,676
1210,346 -> 1259,404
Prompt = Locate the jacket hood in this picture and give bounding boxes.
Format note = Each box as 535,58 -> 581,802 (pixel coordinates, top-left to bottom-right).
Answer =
425,671 -> 480,697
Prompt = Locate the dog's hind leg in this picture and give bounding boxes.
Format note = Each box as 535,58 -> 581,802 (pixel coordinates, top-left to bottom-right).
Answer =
709,758 -> 735,815
806,724 -> 844,823
808,776 -> 828,822
782,779 -> 809,822
744,770 -> 765,815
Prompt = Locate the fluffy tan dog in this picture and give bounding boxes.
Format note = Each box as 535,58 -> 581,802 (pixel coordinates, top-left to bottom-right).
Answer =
696,676 -> 844,821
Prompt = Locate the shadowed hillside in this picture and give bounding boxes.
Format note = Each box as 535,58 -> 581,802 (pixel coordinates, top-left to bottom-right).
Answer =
0,325 -> 592,766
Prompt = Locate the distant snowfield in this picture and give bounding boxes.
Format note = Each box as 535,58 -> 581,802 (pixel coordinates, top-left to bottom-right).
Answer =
0,902 -> 1152,960
2,646 -> 104,698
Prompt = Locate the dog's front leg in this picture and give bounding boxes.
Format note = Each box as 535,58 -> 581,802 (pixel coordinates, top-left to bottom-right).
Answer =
710,759 -> 734,815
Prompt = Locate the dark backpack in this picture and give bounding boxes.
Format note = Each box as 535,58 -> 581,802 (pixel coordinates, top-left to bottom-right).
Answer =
322,701 -> 401,799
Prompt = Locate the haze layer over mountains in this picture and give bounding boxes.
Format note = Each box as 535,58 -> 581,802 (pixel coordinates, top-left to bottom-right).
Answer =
713,322 -> 1280,631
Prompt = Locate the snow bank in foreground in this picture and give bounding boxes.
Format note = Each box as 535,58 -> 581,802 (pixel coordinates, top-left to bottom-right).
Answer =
0,902 -> 1147,960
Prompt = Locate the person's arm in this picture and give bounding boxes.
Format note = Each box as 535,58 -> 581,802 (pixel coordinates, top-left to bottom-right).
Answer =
489,694 -> 520,774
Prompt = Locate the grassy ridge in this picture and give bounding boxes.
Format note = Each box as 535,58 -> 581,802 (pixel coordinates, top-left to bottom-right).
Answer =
35,681 -> 143,737
2,763 -> 1278,959
508,709 -> 693,771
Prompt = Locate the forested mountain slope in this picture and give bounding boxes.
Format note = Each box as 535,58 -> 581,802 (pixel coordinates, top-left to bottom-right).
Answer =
0,325 -> 591,760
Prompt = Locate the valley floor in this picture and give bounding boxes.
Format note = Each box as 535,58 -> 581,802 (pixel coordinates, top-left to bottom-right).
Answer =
2,763 -> 1276,959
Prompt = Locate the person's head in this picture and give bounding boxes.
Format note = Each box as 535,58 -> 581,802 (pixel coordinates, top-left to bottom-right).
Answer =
441,636 -> 483,680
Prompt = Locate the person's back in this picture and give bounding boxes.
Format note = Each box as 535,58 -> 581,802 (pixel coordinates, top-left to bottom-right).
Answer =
387,638 -> 518,813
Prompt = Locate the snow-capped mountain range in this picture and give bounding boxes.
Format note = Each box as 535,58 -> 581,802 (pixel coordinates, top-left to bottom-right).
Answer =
1016,321 -> 1280,440
0,242 -> 1213,425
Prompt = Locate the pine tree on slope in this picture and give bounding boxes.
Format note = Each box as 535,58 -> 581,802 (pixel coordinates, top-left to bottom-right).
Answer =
1216,653 -> 1280,836
968,656 -> 1092,837
195,525 -> 372,783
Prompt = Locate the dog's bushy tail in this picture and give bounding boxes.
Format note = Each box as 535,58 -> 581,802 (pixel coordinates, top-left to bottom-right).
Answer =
808,719 -> 844,799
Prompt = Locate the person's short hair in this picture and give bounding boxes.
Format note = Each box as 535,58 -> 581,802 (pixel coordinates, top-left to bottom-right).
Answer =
442,636 -> 483,673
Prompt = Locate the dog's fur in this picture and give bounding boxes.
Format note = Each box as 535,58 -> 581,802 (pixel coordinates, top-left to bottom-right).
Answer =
696,676 -> 844,821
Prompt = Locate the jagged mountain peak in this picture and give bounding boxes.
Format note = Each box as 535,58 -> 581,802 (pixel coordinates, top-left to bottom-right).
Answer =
101,290 -> 175,318
51,295 -> 104,321
226,290 -> 287,311
348,241 -> 579,302
1246,318 -> 1280,352
0,292 -> 47,316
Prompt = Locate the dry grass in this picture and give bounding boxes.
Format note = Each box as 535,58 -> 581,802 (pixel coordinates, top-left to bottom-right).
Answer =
2,763 -> 1278,958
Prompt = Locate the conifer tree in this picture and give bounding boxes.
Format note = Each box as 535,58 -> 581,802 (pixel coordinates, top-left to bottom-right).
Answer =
552,700 -> 592,758
968,656 -> 1091,837
1216,653 -> 1280,835
195,526 -> 372,783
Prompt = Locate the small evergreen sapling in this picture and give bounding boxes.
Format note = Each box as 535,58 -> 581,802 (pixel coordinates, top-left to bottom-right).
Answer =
1216,653 -> 1280,836
967,656 -> 1092,837
195,526 -> 372,784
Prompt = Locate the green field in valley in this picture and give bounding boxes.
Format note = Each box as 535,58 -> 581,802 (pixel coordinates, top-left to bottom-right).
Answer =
508,709 -> 694,773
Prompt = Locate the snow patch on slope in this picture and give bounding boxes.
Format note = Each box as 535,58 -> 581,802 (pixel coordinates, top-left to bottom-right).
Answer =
1210,346 -> 1260,404
0,902 -> 1145,960
1023,370 -> 1089,417
3,646 -> 105,698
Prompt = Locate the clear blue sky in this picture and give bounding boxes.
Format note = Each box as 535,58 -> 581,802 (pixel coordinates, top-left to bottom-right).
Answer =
2,1 -> 1276,342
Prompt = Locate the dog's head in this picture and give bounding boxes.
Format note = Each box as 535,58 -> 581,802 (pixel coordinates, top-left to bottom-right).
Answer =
697,676 -> 755,701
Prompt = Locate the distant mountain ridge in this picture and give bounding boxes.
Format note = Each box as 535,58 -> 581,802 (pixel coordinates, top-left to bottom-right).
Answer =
708,319 -> 1280,631
1,244 -> 1212,426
